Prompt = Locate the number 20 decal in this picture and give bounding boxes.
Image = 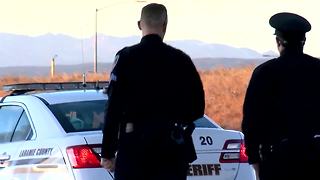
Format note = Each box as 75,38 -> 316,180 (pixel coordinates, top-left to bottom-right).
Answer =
200,136 -> 213,145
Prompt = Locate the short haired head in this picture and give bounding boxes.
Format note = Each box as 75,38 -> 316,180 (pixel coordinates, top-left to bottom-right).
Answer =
140,3 -> 167,28
269,12 -> 311,47
138,3 -> 168,38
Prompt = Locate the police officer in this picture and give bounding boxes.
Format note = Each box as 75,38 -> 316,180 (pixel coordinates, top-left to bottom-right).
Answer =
100,3 -> 205,180
242,12 -> 320,180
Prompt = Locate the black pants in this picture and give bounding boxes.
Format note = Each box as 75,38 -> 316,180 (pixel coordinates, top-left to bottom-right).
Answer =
114,131 -> 190,180
259,148 -> 320,180
259,160 -> 319,180
114,150 -> 189,180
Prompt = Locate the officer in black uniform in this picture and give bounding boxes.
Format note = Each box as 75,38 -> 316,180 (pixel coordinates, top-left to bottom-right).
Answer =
100,3 -> 205,180
242,12 -> 320,180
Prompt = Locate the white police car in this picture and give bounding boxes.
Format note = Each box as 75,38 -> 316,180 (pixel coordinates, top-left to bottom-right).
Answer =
0,82 -> 255,180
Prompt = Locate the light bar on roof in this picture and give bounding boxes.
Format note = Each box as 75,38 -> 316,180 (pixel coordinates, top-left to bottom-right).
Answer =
2,81 -> 109,92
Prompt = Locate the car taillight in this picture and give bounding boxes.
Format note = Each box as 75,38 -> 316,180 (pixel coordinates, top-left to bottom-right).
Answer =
66,145 -> 101,168
219,139 -> 248,163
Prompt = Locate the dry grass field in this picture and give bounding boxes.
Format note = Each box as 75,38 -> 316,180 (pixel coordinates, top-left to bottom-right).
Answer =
0,67 -> 254,131
201,67 -> 253,130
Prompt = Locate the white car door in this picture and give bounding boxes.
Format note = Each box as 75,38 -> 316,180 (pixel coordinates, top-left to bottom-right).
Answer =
0,104 -> 33,179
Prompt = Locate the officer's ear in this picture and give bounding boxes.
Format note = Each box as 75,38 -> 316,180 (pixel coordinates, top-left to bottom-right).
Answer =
276,36 -> 289,47
138,20 -> 142,30
276,37 -> 281,48
301,37 -> 306,46
162,20 -> 167,34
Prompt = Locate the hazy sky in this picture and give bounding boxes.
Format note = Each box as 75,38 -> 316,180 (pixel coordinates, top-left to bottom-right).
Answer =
0,0 -> 319,56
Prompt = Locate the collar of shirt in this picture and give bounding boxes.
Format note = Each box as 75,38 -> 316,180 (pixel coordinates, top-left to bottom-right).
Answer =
280,50 -> 304,59
140,34 -> 163,44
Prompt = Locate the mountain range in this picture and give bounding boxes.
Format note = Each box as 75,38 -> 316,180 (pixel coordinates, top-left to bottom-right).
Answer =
0,33 -> 277,75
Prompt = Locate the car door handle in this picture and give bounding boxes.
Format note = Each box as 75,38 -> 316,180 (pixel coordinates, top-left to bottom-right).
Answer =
35,164 -> 58,169
0,155 -> 11,161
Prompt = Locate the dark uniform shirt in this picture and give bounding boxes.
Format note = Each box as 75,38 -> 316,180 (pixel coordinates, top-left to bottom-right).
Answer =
242,50 -> 320,178
242,50 -> 320,162
101,34 -> 205,180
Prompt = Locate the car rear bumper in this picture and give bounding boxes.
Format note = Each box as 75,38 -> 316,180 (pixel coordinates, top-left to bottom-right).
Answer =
72,168 -> 113,180
234,164 -> 256,180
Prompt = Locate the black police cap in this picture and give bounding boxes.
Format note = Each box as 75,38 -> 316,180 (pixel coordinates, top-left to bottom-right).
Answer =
269,12 -> 311,35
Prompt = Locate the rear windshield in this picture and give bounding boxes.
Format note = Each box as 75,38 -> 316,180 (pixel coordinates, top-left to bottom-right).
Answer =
194,116 -> 218,128
49,100 -> 217,132
49,100 -> 106,133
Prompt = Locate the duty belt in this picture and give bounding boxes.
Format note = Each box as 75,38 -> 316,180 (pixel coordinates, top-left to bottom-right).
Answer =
259,134 -> 320,161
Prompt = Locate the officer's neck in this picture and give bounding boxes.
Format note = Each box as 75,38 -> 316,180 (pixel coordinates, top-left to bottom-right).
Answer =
279,46 -> 304,56
142,29 -> 165,40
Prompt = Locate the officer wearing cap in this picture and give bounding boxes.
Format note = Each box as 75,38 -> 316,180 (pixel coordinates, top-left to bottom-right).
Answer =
100,3 -> 205,180
242,12 -> 320,180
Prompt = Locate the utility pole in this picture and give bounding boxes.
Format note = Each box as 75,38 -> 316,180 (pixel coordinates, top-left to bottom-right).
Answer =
51,55 -> 57,77
94,8 -> 98,74
94,1 -> 146,74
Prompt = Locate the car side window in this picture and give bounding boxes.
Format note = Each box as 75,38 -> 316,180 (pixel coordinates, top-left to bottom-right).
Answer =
0,105 -> 24,143
12,111 -> 33,142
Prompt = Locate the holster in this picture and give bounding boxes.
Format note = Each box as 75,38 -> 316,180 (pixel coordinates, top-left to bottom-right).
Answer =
170,122 -> 197,163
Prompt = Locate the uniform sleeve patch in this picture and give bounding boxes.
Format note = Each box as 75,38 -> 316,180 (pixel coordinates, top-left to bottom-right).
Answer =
110,73 -> 117,82
111,55 -> 120,72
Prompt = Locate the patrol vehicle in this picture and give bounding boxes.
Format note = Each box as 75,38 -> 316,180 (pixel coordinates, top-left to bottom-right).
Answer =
0,82 -> 255,180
